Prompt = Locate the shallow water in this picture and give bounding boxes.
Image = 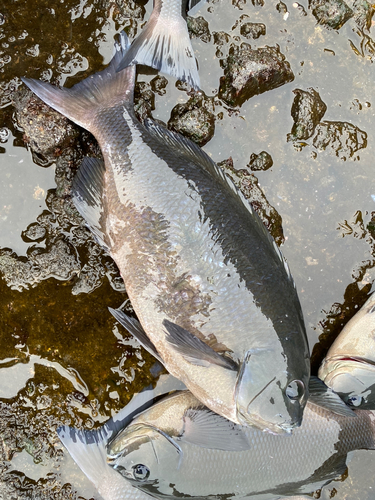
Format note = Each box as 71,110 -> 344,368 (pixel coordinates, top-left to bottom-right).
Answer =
1,0 -> 375,498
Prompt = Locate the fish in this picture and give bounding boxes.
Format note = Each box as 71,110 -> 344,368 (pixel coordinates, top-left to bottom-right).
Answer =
106,387 -> 375,500
116,0 -> 202,89
57,374 -> 185,500
22,32 -> 311,434
319,291 -> 375,409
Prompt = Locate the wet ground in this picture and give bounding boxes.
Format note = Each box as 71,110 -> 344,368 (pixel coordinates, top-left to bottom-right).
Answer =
1,0 -> 375,498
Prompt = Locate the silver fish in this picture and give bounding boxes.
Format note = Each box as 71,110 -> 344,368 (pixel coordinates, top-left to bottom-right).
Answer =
22,32 -> 310,433
319,292 -> 375,409
107,388 -> 375,500
58,375 -> 185,500
116,0 -> 202,89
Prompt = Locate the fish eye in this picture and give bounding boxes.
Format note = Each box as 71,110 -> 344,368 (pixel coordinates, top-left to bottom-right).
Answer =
286,380 -> 305,401
347,395 -> 362,407
132,464 -> 150,480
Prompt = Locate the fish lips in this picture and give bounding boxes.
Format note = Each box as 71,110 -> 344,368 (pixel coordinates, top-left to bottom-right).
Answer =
234,350 -> 306,434
319,355 -> 375,408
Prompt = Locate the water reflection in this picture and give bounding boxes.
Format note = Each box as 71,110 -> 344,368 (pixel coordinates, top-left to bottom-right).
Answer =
0,130 -> 55,255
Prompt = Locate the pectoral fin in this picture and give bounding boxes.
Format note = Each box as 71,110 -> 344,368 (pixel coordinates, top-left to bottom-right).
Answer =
308,376 -> 356,417
163,319 -> 238,371
180,406 -> 250,451
72,157 -> 109,252
109,308 -> 164,365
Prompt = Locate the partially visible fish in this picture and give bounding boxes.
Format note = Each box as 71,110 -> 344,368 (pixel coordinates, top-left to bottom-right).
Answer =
319,292 -> 375,409
57,374 -> 185,500
116,0 -> 202,89
107,388 -> 375,500
22,32 -> 311,434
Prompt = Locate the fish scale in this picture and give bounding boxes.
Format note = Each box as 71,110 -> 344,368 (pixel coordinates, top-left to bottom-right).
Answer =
108,390 -> 375,500
22,32 -> 310,433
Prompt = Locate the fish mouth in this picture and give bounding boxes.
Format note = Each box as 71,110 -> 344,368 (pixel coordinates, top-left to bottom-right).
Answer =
324,355 -> 375,370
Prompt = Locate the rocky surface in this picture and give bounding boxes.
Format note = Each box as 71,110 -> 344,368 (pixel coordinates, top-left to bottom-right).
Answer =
247,151 -> 273,171
240,22 -> 266,39
309,0 -> 353,29
219,44 -> 294,107
187,15 -> 211,43
168,95 -> 215,146
288,88 -> 327,142
313,121 -> 367,159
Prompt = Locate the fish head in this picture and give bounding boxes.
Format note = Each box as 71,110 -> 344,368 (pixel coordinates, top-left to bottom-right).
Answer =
235,348 -> 308,433
107,424 -> 181,486
319,355 -> 375,408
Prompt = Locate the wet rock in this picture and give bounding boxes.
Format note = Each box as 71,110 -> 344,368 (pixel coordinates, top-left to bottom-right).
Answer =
309,0 -> 353,30
219,44 -> 294,107
218,158 -> 284,245
13,88 -> 79,162
240,22 -> 266,39
22,222 -> 47,243
352,0 -> 375,31
168,95 -> 215,146
232,0 -> 247,11
288,88 -> 327,141
248,151 -> 273,171
150,75 -> 168,96
187,15 -> 211,43
213,31 -> 232,57
313,121 -> 367,158
276,1 -> 288,16
294,2 -> 308,15
0,238 -> 80,291
134,81 -> 155,123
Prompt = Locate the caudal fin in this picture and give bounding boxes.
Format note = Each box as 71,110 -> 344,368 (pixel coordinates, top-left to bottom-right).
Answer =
22,32 -> 136,132
116,3 -> 200,90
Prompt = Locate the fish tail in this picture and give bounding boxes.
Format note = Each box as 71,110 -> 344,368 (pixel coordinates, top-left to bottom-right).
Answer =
21,32 -> 136,132
116,0 -> 200,90
57,425 -> 113,491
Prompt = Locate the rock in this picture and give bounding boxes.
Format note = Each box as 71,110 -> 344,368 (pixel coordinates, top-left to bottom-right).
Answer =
352,0 -> 374,31
276,1 -> 288,16
240,22 -> 266,39
218,158 -> 284,245
309,0 -> 353,30
213,31 -> 232,57
187,15 -> 211,43
13,88 -> 79,162
219,43 -> 294,107
134,81 -> 155,123
0,238 -> 80,291
248,151 -> 273,171
150,75 -> 168,96
168,96 -> 215,146
288,88 -> 327,141
313,121 -> 367,158
22,223 -> 47,243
